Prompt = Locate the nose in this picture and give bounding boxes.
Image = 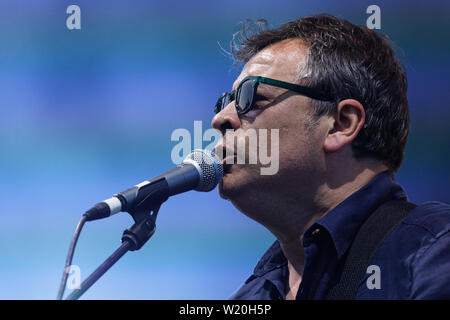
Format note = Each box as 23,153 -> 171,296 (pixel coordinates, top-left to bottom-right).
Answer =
211,101 -> 241,135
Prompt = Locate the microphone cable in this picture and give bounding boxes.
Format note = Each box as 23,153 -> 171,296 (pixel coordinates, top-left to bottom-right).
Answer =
56,214 -> 87,300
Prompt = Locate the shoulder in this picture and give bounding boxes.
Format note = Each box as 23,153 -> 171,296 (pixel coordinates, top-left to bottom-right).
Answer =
395,201 -> 450,299
385,201 -> 450,250
393,201 -> 450,263
401,201 -> 450,237
361,201 -> 450,299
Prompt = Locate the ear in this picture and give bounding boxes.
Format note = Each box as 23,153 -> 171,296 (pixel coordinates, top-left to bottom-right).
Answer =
323,99 -> 366,153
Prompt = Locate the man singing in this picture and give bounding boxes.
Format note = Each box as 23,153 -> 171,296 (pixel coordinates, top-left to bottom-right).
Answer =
211,14 -> 450,299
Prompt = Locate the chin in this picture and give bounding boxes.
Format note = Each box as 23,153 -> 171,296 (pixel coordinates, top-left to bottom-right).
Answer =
217,165 -> 258,201
217,172 -> 236,200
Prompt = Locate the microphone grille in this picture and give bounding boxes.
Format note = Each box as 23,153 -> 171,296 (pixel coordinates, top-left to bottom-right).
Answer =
183,149 -> 223,192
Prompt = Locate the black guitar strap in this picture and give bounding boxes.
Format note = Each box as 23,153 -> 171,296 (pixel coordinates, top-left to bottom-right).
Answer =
326,199 -> 417,299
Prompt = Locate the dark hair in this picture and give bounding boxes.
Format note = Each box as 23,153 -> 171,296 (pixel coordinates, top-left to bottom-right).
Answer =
231,14 -> 409,171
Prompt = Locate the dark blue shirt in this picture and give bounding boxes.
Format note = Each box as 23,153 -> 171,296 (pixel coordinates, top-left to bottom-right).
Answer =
229,171 -> 450,299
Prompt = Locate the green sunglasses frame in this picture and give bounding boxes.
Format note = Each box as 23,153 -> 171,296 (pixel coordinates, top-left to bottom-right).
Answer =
214,76 -> 336,115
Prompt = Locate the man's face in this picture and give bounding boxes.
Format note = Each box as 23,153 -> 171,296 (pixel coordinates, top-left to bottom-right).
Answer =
211,38 -> 328,218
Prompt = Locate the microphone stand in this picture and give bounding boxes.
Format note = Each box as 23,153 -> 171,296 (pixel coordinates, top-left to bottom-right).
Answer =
65,203 -> 162,300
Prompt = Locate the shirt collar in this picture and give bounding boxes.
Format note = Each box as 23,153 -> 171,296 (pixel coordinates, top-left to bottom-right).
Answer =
252,170 -> 407,276
253,240 -> 287,277
309,170 -> 407,259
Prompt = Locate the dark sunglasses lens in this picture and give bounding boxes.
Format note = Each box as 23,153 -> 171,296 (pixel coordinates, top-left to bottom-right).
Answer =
237,79 -> 254,113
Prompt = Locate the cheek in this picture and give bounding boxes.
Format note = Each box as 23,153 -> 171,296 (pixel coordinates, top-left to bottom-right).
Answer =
276,125 -> 321,171
241,105 -> 319,168
278,123 -> 308,150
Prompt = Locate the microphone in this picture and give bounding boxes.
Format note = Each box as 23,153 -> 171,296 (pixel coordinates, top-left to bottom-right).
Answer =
83,149 -> 223,221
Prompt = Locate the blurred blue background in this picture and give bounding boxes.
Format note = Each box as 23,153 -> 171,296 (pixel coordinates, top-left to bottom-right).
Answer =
0,0 -> 449,299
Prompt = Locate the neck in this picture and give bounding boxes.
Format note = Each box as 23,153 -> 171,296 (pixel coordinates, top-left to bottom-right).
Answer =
233,161 -> 389,275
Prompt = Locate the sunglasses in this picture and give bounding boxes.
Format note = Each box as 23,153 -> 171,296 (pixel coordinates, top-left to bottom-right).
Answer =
214,76 -> 335,115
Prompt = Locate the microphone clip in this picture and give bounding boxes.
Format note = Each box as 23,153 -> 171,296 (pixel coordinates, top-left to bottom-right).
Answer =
120,178 -> 167,251
122,203 -> 161,251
